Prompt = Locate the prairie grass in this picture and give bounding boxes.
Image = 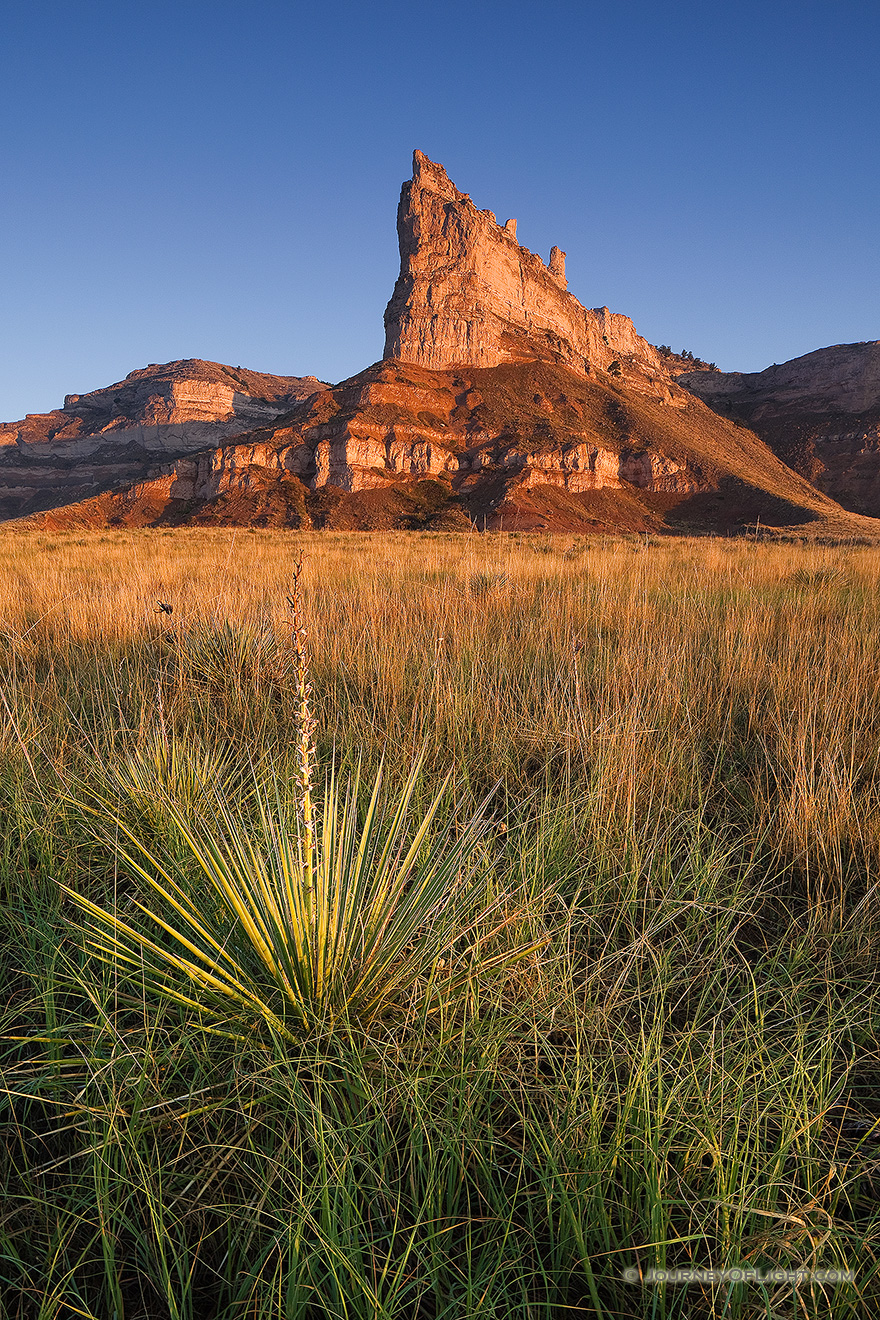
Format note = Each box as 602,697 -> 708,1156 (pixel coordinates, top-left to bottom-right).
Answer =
1,528 -> 880,1317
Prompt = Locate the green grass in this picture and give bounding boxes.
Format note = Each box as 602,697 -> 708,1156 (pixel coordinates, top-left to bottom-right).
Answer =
1,529 -> 879,1317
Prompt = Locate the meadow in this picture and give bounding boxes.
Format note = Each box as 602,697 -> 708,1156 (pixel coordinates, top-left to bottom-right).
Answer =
1,527 -> 879,1319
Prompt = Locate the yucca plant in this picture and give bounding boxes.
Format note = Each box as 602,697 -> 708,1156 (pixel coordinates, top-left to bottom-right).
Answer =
61,568 -> 544,1038
109,727 -> 241,817
63,757 -> 540,1038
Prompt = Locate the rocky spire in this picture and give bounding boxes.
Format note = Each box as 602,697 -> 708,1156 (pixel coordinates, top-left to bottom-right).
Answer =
383,150 -> 662,376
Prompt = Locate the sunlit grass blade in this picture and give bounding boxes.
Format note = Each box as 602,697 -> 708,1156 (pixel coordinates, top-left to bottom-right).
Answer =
62,755 -> 546,1036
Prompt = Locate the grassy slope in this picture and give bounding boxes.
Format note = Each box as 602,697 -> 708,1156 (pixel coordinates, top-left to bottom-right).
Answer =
1,529 -> 880,1318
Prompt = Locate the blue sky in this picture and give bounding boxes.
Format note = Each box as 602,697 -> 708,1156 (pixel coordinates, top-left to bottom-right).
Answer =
2,0 -> 878,421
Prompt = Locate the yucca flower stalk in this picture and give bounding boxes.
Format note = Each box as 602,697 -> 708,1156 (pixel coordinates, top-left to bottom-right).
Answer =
61,575 -> 545,1037
287,557 -> 318,920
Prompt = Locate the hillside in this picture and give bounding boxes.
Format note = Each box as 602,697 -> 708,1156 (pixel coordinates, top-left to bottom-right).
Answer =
680,342 -> 880,517
28,356 -> 876,537
0,359 -> 327,520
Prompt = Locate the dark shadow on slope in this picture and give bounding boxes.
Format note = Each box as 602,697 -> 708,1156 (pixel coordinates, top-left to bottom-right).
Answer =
659,478 -> 822,533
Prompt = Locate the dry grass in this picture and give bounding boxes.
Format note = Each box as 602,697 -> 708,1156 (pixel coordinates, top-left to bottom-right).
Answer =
5,527 -> 880,884
2,527 -> 880,1317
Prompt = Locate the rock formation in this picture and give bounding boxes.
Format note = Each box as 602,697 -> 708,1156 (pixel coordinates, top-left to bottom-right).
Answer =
0,360 -> 326,520
383,151 -> 665,381
7,152 -> 880,540
30,357 -> 871,537
678,343 -> 880,517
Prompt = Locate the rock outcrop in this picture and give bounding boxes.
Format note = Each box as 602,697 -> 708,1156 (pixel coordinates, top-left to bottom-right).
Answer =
0,360 -> 326,520
8,152 -> 880,541
384,151 -> 666,382
30,358 -> 871,537
679,343 -> 880,516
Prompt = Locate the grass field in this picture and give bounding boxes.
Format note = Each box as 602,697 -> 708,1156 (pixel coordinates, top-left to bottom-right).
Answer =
2,528 -> 879,1318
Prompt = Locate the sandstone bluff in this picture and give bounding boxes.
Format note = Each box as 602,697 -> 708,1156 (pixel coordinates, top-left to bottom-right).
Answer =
6,151 -> 880,537
384,151 -> 665,380
0,360 -> 326,523
680,342 -> 880,518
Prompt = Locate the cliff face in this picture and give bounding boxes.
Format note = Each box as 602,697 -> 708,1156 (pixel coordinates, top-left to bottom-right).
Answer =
383,151 -> 666,382
0,360 -> 326,520
31,358 -> 868,537
9,152 -> 880,540
163,362 -> 701,505
679,343 -> 880,516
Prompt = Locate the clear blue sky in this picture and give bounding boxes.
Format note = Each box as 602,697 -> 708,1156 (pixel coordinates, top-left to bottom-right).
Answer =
2,0 -> 878,421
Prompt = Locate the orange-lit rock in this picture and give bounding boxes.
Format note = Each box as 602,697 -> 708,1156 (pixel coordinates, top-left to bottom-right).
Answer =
383,151 -> 665,382
680,342 -> 880,517
0,360 -> 326,520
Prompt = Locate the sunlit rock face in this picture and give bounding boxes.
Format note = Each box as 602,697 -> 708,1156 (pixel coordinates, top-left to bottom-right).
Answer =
679,343 -> 880,516
0,360 -> 326,520
29,357 -> 868,538
383,150 -> 666,382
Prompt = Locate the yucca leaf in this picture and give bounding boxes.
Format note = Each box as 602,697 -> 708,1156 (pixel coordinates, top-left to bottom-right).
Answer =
63,752 -> 545,1035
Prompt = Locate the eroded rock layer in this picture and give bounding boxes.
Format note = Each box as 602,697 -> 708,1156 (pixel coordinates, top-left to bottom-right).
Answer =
0,359 -> 326,520
29,358 -> 870,537
679,343 -> 880,516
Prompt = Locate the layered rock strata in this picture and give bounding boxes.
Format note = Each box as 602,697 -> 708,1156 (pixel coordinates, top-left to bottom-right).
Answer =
679,342 -> 880,516
384,151 -> 666,381
0,359 -> 326,520
30,358 -> 867,537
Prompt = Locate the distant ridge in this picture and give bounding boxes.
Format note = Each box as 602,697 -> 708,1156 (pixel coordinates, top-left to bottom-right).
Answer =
0,360 -> 326,522
679,342 -> 880,517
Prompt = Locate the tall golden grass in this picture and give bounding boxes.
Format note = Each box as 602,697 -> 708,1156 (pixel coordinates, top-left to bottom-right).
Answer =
2,527 -> 879,1317
3,527 -> 879,892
